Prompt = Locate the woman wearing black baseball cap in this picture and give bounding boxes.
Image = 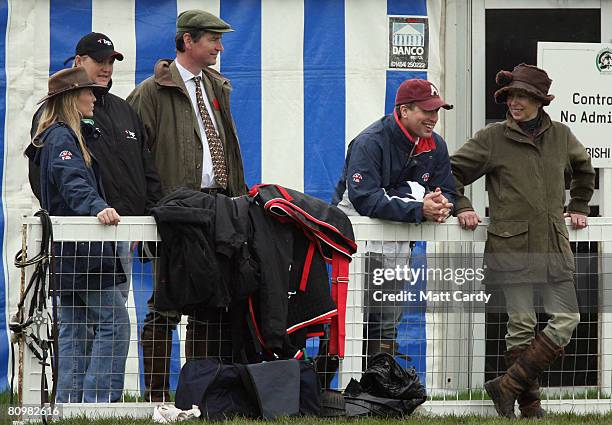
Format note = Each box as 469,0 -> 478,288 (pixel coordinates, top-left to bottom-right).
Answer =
28,67 -> 129,403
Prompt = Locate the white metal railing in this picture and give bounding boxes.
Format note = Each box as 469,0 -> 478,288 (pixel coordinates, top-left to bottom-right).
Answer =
13,215 -> 612,417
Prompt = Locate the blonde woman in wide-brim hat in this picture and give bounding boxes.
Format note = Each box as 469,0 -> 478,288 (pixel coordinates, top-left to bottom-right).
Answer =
26,66 -> 129,403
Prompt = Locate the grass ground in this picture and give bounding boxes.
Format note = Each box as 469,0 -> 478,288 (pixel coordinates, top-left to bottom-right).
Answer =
3,392 -> 612,424
33,412 -> 612,425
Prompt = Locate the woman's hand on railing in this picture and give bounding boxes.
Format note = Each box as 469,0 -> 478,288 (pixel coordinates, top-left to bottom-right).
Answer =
565,212 -> 588,230
96,207 -> 121,226
457,210 -> 481,231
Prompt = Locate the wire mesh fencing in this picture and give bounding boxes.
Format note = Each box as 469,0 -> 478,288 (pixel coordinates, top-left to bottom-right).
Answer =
12,215 -> 612,416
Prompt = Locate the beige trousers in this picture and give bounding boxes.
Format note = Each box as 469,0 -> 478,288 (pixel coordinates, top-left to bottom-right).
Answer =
502,280 -> 580,349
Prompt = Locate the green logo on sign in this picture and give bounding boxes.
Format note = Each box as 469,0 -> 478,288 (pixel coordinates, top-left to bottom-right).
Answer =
596,48 -> 612,73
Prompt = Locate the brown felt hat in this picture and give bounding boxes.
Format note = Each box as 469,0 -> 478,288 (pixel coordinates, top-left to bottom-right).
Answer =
38,67 -> 105,104
494,63 -> 555,106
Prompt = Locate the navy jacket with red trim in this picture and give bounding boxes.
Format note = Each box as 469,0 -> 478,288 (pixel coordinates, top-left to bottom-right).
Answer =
28,122 -> 125,291
332,111 -> 456,222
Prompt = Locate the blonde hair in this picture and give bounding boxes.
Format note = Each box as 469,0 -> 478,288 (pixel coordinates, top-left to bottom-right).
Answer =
33,89 -> 92,166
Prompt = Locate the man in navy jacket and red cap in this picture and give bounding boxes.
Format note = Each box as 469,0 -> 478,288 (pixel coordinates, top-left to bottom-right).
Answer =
333,78 -> 456,357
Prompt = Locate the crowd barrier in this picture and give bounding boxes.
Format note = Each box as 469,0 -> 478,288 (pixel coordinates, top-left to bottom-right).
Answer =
11,215 -> 612,417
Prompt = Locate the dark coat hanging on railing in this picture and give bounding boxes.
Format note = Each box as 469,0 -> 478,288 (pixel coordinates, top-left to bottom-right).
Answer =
150,185 -> 356,359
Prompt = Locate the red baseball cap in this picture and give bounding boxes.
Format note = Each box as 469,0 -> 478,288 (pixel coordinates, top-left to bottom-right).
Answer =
395,79 -> 453,111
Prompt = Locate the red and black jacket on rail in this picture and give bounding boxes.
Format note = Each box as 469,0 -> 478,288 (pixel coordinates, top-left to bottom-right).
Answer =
248,184 -> 357,358
150,185 -> 356,360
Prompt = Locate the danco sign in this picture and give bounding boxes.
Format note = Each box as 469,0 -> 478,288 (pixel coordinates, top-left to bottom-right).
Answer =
538,42 -> 612,168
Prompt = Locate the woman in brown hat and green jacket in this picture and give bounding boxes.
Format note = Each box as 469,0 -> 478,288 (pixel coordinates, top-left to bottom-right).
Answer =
27,67 -> 129,402
451,64 -> 595,418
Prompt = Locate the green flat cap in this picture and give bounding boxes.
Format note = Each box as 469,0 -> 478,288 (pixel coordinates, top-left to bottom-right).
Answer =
177,9 -> 234,33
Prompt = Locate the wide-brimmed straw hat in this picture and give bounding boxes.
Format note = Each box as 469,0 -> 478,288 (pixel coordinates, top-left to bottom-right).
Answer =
37,67 -> 105,104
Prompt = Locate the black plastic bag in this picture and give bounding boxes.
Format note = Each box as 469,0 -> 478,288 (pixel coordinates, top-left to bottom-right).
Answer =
360,352 -> 426,402
343,377 -> 424,418
339,353 -> 426,418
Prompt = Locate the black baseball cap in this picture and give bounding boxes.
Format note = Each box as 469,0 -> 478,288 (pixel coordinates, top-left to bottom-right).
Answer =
64,32 -> 124,65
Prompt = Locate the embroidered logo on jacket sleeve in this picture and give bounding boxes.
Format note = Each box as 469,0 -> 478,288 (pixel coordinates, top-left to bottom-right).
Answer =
59,150 -> 73,160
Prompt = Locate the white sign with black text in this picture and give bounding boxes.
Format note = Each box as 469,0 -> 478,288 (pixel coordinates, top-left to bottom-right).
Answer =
538,42 -> 612,168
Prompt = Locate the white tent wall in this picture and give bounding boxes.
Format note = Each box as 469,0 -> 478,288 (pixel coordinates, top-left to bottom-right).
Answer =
3,0 -> 52,392
1,0 -> 447,392
260,0 -> 305,190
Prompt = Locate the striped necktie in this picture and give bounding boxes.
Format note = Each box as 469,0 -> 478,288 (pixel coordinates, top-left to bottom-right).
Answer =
193,75 -> 228,189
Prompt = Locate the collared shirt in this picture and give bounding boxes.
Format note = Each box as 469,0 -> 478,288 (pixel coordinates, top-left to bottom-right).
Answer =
175,58 -> 219,188
392,108 -> 436,155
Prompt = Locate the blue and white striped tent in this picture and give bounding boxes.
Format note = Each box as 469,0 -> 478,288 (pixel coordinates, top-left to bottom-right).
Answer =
0,0 -> 444,390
